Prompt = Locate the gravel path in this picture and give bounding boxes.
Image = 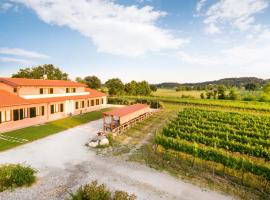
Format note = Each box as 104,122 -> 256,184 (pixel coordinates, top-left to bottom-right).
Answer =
0,119 -> 233,200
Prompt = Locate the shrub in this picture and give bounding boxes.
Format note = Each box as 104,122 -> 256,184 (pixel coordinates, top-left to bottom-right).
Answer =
113,191 -> 137,200
68,181 -> 136,200
0,164 -> 37,192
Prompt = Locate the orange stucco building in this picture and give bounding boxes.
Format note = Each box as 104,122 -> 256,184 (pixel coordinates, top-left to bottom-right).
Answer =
0,78 -> 107,133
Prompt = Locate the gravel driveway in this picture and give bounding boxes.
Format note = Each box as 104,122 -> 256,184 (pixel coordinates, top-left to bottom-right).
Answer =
0,119 -> 233,200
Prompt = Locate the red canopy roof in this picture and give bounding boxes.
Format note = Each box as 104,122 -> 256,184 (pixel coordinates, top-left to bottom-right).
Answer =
103,104 -> 149,117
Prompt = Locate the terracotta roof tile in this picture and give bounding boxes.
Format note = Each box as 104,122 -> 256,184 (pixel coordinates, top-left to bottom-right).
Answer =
0,77 -> 86,87
0,90 -> 28,107
103,104 -> 149,117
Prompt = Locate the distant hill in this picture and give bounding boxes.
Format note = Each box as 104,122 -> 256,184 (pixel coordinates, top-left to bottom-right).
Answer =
156,77 -> 267,88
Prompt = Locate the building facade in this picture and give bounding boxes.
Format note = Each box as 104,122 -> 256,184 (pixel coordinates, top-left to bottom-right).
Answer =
0,78 -> 107,133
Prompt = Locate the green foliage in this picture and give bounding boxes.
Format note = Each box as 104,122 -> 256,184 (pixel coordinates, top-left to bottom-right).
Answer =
263,82 -> 270,94
245,83 -> 258,91
259,82 -> 270,102
113,191 -> 136,200
217,85 -> 226,99
12,64 -> 68,80
150,85 -> 157,92
227,87 -> 239,100
107,133 -> 114,145
84,76 -> 102,89
108,97 -> 162,109
200,93 -> 205,99
124,80 -> 152,96
105,78 -> 125,96
0,164 -> 37,192
68,181 -> 136,200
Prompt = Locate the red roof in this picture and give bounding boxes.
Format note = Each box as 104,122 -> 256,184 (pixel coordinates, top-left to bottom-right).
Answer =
0,89 -> 106,108
0,77 -> 86,87
103,104 -> 149,117
0,90 -> 28,107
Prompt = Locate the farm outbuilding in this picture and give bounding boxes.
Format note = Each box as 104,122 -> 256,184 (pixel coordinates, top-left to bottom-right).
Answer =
103,104 -> 151,135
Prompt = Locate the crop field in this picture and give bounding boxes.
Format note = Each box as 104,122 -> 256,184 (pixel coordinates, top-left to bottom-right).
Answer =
155,108 -> 270,189
153,88 -> 202,98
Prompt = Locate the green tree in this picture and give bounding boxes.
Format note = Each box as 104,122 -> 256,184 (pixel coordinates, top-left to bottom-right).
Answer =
245,83 -> 257,91
125,81 -> 138,96
137,81 -> 152,96
228,87 -> 239,100
105,78 -> 124,95
75,77 -> 85,84
217,85 -> 227,99
150,85 -> 157,92
84,76 -> 101,89
259,82 -> 270,102
12,64 -> 68,80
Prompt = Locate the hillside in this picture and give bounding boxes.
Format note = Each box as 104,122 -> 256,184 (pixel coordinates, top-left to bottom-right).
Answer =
156,77 -> 267,88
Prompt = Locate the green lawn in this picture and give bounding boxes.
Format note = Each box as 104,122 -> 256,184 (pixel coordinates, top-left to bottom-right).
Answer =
0,108 -> 111,152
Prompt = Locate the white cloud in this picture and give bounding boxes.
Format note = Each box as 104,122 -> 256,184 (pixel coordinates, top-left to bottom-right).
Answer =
203,0 -> 268,33
0,48 -> 49,59
204,23 -> 221,34
177,29 -> 270,69
196,0 -> 207,12
10,0 -> 187,57
0,57 -> 32,64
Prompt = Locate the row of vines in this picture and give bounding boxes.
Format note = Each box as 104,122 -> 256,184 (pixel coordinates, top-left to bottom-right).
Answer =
156,108 -> 270,182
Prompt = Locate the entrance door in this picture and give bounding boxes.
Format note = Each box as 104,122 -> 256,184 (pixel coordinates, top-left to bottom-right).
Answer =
65,100 -> 74,116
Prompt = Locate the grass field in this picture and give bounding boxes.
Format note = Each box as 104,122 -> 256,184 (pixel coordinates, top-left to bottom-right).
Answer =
0,108 -> 111,152
153,88 -> 202,98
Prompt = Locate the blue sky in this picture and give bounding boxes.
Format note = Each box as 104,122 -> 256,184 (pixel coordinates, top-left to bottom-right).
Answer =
0,0 -> 270,83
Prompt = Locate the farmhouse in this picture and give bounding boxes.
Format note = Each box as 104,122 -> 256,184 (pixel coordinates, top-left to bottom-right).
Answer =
103,103 -> 151,135
0,77 -> 107,133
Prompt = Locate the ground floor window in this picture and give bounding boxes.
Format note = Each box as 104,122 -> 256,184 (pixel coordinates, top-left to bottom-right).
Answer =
101,98 -> 104,104
75,102 -> 79,109
91,100 -> 95,106
96,99 -> 100,105
0,110 -> 11,123
30,107 -> 36,118
87,100 -> 90,107
81,101 -> 85,108
51,104 -> 64,114
37,106 -> 45,116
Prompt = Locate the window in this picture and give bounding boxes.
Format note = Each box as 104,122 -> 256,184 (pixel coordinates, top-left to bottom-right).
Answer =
49,88 -> 54,94
41,106 -> 45,116
72,88 -> 76,93
50,105 -> 54,114
13,110 -> 19,121
13,88 -> 17,93
87,100 -> 90,107
40,88 -> 44,94
75,102 -> 79,109
101,98 -> 104,104
60,104 -> 64,112
96,99 -> 99,105
81,101 -> 85,108
30,107 -> 36,118
19,109 -> 24,120
1,110 -> 11,123
91,100 -> 95,106
66,88 -> 70,93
